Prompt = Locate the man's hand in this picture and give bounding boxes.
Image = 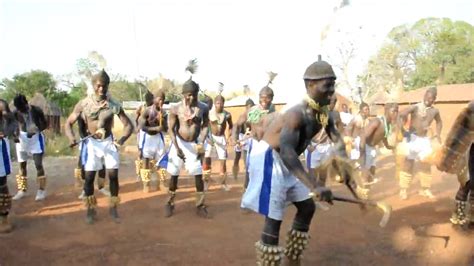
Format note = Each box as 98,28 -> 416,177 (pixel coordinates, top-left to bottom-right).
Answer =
0,132 -> 4,139
13,137 -> 20,143
116,137 -> 126,146
94,128 -> 106,139
69,139 -> 78,148
311,186 -> 333,204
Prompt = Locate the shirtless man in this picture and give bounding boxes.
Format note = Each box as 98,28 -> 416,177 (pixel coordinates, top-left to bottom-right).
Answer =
11,94 -> 48,201
76,115 -> 110,199
241,60 -> 349,265
203,95 -> 233,191
305,94 -> 343,187
165,78 -> 209,218
398,86 -> 442,200
135,91 -> 154,181
65,70 -> 133,224
232,99 -> 255,180
232,86 -> 276,189
436,101 -> 473,227
0,99 -> 18,233
345,102 -> 370,164
340,103 -> 353,128
138,90 -> 168,192
357,103 -> 399,199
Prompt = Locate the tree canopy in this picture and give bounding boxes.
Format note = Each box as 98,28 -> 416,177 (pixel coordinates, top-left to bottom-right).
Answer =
360,18 -> 474,101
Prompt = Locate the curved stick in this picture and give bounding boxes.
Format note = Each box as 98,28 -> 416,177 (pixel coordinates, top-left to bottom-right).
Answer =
332,195 -> 392,228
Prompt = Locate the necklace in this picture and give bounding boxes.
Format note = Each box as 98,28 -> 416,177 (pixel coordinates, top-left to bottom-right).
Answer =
247,106 -> 269,123
380,116 -> 392,138
304,94 -> 329,127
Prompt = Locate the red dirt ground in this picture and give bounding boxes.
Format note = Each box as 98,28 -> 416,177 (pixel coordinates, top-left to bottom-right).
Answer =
1,153 -> 473,265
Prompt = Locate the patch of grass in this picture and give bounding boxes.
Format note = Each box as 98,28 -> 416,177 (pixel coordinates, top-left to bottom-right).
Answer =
44,134 -> 76,157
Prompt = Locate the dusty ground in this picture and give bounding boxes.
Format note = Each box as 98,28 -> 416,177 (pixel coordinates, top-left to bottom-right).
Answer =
1,152 -> 473,266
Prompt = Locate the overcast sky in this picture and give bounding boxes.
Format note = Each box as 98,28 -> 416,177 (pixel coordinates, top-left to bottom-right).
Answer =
1,0 -> 473,101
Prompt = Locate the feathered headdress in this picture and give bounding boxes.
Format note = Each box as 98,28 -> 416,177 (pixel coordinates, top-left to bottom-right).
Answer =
183,58 -> 200,94
217,82 -> 224,95
266,71 -> 278,86
185,58 -> 198,78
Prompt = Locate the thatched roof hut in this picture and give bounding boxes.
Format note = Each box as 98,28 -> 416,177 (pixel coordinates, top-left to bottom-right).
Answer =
29,93 -> 62,134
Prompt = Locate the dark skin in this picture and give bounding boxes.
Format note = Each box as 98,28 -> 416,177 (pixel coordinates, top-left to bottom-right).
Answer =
345,105 -> 370,138
168,91 -> 209,160
65,80 -> 134,196
209,98 -> 233,138
400,91 -> 443,142
77,115 -> 106,186
135,93 -> 154,127
138,95 -> 168,169
14,100 -> 48,179
167,89 -> 209,196
65,80 -> 133,146
135,93 -> 154,161
399,90 -> 442,172
330,102 -> 344,133
232,91 -> 273,188
232,102 -> 255,177
0,101 -> 18,141
359,105 -> 399,184
262,78 -> 342,199
306,95 -> 341,186
205,97 -> 233,175
231,91 -> 273,146
0,100 -> 16,216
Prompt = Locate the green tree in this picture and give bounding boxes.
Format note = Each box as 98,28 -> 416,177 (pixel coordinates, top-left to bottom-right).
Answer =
109,77 -> 141,102
0,70 -> 86,115
360,18 -> 474,100
52,82 -> 87,115
1,70 -> 57,101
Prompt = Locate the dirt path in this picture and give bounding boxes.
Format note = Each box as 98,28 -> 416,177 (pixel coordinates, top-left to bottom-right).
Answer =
1,154 -> 473,265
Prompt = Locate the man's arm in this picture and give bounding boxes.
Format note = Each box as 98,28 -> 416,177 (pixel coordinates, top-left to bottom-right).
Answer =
399,105 -> 416,123
32,106 -> 48,132
326,113 -> 347,158
279,110 -> 317,191
138,109 -> 164,135
3,113 -> 18,138
226,113 -> 233,141
135,106 -> 142,126
231,111 -> 248,145
65,103 -> 82,145
197,104 -> 210,144
162,113 -> 169,133
167,106 -> 179,149
360,120 -> 379,165
116,108 -> 134,145
330,111 -> 344,133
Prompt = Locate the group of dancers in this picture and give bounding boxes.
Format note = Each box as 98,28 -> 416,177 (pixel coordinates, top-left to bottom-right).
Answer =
0,60 -> 472,266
